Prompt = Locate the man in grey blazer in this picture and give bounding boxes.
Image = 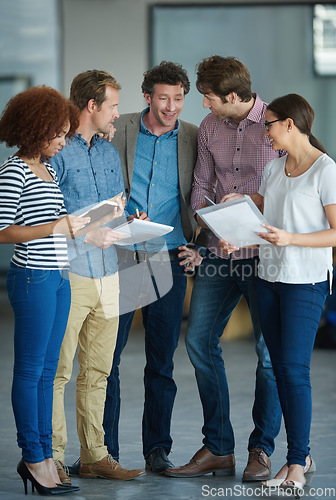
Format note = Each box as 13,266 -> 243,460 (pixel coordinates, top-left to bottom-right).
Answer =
102,61 -> 203,473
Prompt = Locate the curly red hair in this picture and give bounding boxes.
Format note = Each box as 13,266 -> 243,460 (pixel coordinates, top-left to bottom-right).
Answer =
0,85 -> 79,158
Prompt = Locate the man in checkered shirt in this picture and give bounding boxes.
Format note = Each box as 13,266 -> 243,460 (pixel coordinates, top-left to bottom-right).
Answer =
165,56 -> 282,482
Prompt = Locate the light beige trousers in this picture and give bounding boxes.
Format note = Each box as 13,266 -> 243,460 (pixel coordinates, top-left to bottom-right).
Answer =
52,272 -> 119,464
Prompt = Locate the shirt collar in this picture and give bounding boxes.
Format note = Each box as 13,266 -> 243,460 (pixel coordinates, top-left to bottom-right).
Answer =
140,108 -> 179,138
74,132 -> 99,148
245,93 -> 264,123
224,93 -> 264,127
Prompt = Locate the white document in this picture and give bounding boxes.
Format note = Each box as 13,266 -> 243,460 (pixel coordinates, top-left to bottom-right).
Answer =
196,195 -> 270,247
113,218 -> 174,246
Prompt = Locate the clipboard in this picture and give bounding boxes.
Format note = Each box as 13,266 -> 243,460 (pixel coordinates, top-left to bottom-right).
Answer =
78,192 -> 123,227
196,195 -> 270,247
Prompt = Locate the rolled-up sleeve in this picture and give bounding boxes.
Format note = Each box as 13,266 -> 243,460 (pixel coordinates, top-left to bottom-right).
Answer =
191,124 -> 217,213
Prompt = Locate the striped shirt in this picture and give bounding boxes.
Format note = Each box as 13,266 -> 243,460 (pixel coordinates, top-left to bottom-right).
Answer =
191,94 -> 282,260
0,155 -> 68,269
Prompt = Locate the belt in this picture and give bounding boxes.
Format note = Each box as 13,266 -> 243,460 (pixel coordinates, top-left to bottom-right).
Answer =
117,248 -> 180,264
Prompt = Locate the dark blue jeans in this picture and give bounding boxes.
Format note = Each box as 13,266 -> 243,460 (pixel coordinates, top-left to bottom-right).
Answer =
7,263 -> 71,463
257,277 -> 329,466
103,258 -> 187,459
185,253 -> 282,456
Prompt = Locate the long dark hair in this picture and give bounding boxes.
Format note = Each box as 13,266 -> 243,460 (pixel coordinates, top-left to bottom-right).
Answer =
267,93 -> 327,154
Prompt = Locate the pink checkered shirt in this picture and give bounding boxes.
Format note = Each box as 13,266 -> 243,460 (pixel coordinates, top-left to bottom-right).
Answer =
191,94 -> 282,260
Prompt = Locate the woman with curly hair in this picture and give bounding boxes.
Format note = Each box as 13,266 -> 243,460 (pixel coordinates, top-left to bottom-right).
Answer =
0,86 -> 89,495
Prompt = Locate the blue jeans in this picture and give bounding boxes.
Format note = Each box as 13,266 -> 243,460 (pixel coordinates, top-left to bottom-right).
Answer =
185,253 -> 282,456
7,263 -> 71,463
257,277 -> 329,466
103,258 -> 187,459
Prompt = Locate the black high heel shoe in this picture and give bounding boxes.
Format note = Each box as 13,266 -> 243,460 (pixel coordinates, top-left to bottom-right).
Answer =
17,460 -> 79,495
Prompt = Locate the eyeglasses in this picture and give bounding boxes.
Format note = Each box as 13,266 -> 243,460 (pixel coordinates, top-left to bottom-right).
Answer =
264,119 -> 283,131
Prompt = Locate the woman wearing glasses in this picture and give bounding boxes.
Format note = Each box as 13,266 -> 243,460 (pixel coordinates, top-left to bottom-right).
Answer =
256,94 -> 336,493
222,93 -> 336,494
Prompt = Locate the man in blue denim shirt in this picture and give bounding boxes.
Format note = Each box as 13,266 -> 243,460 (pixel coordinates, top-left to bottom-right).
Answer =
50,70 -> 145,483
102,62 -> 205,474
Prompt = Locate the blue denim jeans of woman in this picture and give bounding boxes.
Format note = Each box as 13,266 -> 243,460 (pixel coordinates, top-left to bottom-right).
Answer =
185,253 -> 282,457
103,257 -> 187,460
7,263 -> 71,463
257,277 -> 329,466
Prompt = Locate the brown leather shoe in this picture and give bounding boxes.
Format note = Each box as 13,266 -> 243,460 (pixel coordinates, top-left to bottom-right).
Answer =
80,454 -> 145,480
163,448 -> 235,478
54,460 -> 72,485
242,448 -> 271,482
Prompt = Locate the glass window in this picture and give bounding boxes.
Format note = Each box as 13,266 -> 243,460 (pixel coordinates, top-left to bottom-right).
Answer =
313,4 -> 336,75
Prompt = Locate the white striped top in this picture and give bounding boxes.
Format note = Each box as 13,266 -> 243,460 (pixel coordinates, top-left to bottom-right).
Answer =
0,155 -> 69,269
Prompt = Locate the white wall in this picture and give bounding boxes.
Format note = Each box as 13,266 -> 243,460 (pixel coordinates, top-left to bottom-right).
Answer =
151,3 -> 336,158
61,0 -> 321,114
62,0 -> 148,111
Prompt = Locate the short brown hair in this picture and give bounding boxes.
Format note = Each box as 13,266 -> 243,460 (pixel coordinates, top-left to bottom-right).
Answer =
196,56 -> 252,103
0,85 -> 79,158
70,69 -> 121,110
141,61 -> 190,97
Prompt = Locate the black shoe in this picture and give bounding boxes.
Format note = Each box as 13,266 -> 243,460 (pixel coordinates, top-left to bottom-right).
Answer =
145,448 -> 174,474
17,460 -> 80,495
67,458 -> 80,476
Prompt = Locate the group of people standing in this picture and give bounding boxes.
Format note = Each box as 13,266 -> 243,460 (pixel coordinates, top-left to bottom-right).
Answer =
0,55 -> 334,497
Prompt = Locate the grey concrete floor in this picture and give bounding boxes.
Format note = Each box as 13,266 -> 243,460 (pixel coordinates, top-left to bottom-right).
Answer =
0,290 -> 335,499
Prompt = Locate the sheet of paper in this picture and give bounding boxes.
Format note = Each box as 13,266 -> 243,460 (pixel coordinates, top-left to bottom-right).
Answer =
113,218 -> 174,246
196,195 -> 270,247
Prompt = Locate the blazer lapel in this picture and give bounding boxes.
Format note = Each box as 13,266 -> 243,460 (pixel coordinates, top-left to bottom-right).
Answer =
125,115 -> 140,193
177,122 -> 190,201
